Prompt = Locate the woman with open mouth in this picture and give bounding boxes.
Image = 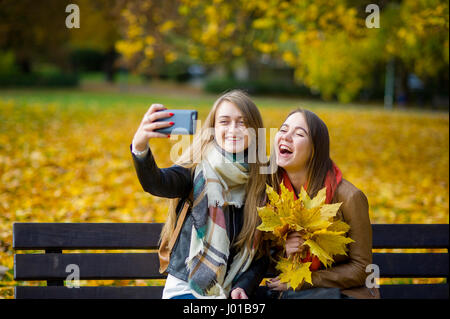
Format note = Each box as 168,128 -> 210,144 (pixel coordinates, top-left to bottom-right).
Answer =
260,108 -> 379,299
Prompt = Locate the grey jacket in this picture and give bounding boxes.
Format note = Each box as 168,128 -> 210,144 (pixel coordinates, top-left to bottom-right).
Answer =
130,144 -> 268,297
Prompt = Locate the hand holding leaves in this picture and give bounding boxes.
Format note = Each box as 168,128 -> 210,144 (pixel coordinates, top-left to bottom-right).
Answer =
285,231 -> 307,257
257,183 -> 354,290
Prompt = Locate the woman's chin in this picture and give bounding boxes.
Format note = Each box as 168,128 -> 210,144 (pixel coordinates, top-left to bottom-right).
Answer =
276,158 -> 289,169
223,143 -> 246,154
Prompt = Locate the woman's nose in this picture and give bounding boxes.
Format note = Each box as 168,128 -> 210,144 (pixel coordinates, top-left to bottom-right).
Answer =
280,130 -> 293,142
227,121 -> 239,132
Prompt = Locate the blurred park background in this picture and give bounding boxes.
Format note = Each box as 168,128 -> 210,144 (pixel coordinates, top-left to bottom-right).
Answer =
0,0 -> 448,298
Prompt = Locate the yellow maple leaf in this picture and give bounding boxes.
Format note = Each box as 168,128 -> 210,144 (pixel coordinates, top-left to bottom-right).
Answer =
312,229 -> 355,261
327,219 -> 351,233
320,202 -> 343,220
278,182 -> 296,219
256,206 -> 282,232
266,184 -> 280,208
294,206 -> 331,233
276,257 -> 312,289
299,186 -> 326,209
303,239 -> 334,267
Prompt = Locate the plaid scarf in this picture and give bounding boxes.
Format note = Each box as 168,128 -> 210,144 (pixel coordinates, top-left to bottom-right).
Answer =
185,142 -> 255,298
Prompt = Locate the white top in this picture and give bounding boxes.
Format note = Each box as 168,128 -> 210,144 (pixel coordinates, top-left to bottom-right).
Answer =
162,274 -> 192,299
131,144 -> 149,158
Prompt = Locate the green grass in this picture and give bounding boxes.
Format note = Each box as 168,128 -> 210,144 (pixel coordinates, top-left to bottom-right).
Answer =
1,88 -> 184,109
0,87 -> 355,109
0,87 -> 299,108
0,87 -> 445,117
80,72 -> 148,86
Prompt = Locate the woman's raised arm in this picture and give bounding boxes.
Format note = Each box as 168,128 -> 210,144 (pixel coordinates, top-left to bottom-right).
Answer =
130,104 -> 192,199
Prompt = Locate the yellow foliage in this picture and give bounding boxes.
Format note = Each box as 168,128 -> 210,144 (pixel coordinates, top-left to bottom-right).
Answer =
116,0 -> 448,102
0,95 -> 448,298
159,20 -> 176,34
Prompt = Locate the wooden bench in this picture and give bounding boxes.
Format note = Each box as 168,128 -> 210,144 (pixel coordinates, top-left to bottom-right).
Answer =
13,223 -> 448,299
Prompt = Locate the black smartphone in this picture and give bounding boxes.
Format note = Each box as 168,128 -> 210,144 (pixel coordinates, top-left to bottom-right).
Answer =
154,109 -> 198,135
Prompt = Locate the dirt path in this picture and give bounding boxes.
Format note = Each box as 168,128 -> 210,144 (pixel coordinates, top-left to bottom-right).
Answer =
80,80 -> 215,98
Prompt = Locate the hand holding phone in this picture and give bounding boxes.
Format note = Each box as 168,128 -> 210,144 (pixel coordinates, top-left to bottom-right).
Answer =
132,105 -> 198,153
132,104 -> 174,152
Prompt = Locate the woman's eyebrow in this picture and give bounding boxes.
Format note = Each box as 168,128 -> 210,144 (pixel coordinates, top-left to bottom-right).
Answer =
280,123 -> 308,135
295,126 -> 309,135
217,115 -> 244,119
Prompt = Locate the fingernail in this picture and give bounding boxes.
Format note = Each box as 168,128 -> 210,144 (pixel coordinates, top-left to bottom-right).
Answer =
169,113 -> 174,116
169,122 -> 174,125
167,134 -> 171,138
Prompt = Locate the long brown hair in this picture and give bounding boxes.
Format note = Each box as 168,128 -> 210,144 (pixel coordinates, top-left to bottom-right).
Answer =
270,108 -> 335,198
160,90 -> 267,251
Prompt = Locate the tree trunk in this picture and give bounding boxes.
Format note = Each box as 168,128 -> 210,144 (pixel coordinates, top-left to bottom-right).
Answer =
103,47 -> 118,83
395,61 -> 410,107
17,56 -> 32,74
384,59 -> 395,109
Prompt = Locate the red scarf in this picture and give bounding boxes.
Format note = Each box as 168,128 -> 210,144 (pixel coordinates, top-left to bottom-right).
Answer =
281,161 -> 343,270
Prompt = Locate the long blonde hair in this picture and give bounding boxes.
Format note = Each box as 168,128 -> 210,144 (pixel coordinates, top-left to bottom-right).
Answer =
160,90 -> 267,251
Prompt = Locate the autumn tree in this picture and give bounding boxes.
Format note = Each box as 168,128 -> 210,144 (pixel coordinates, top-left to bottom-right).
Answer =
0,0 -> 69,73
68,0 -> 123,81
0,0 -> 123,81
116,0 -> 449,103
373,0 -> 449,104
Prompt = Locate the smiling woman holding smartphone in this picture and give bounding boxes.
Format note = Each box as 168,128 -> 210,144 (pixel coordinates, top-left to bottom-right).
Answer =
130,90 -> 269,299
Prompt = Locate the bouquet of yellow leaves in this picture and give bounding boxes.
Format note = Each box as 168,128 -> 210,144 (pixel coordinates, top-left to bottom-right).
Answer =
257,182 -> 354,290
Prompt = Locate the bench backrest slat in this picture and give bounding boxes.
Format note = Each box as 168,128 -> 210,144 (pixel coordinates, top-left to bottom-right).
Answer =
13,223 -> 163,250
372,224 -> 449,248
13,223 -> 449,250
